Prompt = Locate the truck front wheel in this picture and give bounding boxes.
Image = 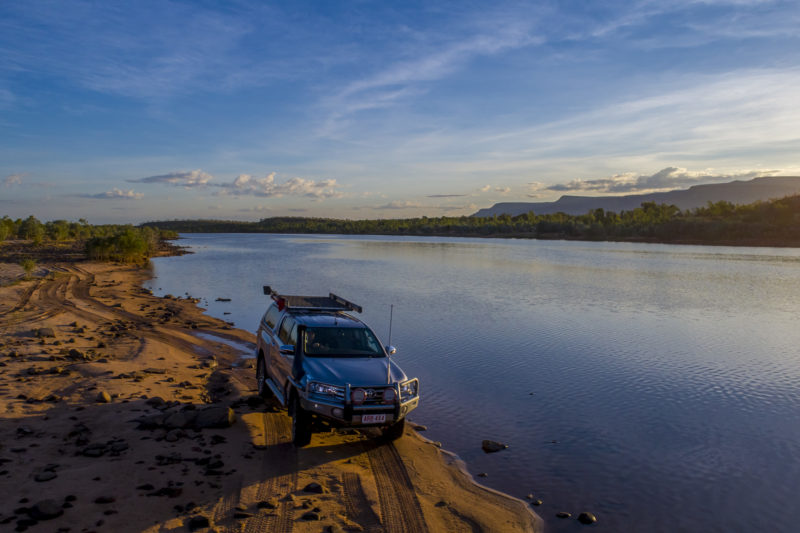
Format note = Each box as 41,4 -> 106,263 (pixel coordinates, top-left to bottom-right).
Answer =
291,395 -> 312,447
382,418 -> 406,442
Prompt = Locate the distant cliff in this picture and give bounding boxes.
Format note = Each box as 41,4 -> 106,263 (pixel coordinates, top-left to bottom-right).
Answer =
472,176 -> 800,217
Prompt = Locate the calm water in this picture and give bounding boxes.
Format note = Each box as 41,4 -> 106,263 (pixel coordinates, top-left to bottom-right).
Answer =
145,234 -> 800,533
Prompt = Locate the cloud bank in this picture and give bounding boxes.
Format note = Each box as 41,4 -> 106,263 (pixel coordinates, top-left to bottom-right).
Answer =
129,170 -> 212,188
375,201 -> 423,210
218,173 -> 342,199
130,169 -> 343,199
543,167 -> 773,194
81,188 -> 143,200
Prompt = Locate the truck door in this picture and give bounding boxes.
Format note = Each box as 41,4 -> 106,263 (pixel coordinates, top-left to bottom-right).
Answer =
260,304 -> 281,380
274,316 -> 297,394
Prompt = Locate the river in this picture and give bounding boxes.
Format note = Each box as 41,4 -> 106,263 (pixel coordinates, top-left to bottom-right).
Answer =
145,233 -> 800,533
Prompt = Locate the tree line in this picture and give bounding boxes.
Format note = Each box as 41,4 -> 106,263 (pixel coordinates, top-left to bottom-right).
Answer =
142,194 -> 800,247
0,216 -> 178,262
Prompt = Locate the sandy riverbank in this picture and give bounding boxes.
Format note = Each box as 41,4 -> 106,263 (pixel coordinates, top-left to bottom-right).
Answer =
0,260 -> 541,532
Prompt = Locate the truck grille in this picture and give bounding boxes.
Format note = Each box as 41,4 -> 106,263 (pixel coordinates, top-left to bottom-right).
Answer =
357,387 -> 393,406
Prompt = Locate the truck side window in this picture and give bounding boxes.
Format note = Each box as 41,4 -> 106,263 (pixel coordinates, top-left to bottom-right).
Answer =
278,317 -> 295,345
264,305 -> 281,329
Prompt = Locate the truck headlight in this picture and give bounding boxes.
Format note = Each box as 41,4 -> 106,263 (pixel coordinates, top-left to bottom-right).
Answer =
309,382 -> 344,398
400,379 -> 418,400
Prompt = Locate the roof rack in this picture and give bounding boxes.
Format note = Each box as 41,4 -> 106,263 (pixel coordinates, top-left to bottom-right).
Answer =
263,286 -> 363,313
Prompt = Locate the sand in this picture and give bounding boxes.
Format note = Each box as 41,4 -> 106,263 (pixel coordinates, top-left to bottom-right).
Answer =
0,260 -> 542,532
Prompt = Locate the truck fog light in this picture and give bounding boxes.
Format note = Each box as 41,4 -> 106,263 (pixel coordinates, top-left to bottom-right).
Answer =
351,388 -> 366,405
332,408 -> 343,417
382,388 -> 396,403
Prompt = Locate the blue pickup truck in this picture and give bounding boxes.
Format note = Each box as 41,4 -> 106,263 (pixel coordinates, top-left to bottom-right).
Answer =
255,286 -> 420,446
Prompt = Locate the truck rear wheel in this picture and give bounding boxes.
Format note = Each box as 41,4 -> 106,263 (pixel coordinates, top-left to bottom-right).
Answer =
291,395 -> 312,447
256,356 -> 271,399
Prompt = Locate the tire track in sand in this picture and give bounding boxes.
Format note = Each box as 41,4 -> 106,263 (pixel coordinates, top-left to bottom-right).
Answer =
0,279 -> 40,318
366,442 -> 429,533
0,277 -> 64,326
342,472 -> 385,533
242,412 -> 296,533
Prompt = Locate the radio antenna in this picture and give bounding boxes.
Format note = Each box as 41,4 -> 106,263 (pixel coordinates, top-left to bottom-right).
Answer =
386,304 -> 394,384
388,304 -> 394,346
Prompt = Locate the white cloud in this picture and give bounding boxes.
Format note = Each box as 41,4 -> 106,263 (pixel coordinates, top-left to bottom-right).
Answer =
82,188 -> 144,199
3,173 -> 23,186
494,186 -> 511,193
439,203 -> 478,212
239,205 -> 272,213
127,169 -> 343,200
375,200 -> 424,210
130,169 -> 212,188
479,185 -> 492,193
218,172 -> 342,199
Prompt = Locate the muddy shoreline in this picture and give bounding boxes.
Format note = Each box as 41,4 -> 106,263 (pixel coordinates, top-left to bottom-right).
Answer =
0,260 -> 541,532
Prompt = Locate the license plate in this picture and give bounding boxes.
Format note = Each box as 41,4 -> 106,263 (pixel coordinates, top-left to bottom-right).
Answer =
361,414 -> 386,424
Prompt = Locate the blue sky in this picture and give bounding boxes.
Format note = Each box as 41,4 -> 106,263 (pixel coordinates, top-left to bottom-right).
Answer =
1,0 -> 799,223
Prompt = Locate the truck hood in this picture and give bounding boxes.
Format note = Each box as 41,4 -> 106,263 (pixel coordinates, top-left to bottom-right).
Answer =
303,356 -> 408,386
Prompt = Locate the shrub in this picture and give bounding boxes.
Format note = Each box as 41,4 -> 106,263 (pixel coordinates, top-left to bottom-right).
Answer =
20,258 -> 37,278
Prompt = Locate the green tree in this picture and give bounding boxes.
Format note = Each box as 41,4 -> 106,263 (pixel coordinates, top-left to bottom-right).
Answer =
0,217 -> 12,241
46,220 -> 71,241
18,215 -> 44,244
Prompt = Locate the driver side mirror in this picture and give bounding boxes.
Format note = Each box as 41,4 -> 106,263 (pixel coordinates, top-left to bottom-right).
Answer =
386,345 -> 397,355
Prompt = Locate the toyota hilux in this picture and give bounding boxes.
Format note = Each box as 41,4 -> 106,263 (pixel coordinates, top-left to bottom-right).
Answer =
255,286 -> 420,446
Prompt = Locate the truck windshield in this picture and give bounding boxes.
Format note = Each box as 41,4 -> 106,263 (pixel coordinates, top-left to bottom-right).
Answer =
303,326 -> 384,357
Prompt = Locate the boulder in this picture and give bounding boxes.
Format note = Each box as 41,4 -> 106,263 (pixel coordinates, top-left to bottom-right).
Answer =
34,471 -> 57,482
36,328 -> 56,338
195,406 -> 235,429
137,414 -> 167,430
578,512 -> 597,525
187,515 -> 210,531
257,498 -> 278,509
164,429 -> 183,442
108,440 -> 128,454
302,482 -> 325,494
145,396 -> 167,409
164,411 -> 195,429
68,348 -> 87,360
29,499 -> 63,520
82,444 -> 107,458
481,440 -> 508,453
96,391 -> 112,403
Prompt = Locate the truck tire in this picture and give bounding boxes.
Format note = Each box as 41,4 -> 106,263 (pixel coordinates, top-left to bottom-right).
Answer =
382,418 -> 406,442
291,395 -> 312,447
256,356 -> 271,399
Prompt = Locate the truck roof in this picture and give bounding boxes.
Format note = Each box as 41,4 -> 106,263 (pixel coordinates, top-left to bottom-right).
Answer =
263,286 -> 363,313
291,312 -> 364,328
